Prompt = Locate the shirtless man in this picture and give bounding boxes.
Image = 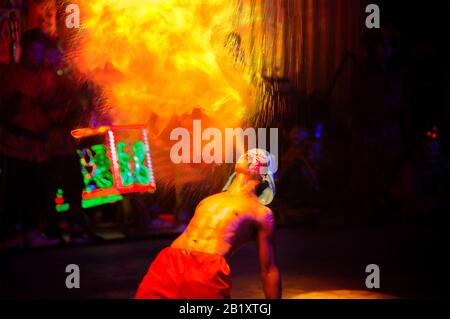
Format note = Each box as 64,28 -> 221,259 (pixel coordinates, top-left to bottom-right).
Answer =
135,149 -> 281,299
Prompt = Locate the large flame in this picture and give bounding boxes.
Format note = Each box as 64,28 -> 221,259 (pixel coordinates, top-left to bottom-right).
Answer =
69,0 -> 260,127
65,0 -> 272,198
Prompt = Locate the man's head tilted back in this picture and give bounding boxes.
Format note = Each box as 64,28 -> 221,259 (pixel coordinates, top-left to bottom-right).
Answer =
223,148 -> 276,205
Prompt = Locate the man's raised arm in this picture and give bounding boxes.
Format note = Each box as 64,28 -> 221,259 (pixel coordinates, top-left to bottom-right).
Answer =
257,208 -> 281,299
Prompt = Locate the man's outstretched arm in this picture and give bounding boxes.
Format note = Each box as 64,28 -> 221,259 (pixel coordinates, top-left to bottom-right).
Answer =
257,208 -> 281,299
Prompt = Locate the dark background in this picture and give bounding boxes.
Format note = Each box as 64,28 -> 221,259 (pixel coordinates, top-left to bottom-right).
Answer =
0,0 -> 449,299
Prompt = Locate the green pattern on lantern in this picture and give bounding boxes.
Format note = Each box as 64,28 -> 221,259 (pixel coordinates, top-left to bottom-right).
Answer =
117,141 -> 150,185
82,194 -> 124,209
132,141 -> 150,184
77,144 -> 114,192
117,142 -> 134,186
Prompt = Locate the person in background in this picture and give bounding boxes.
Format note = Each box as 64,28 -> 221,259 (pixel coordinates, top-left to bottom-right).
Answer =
41,39 -> 100,244
390,128 -> 449,223
328,26 -> 409,226
0,28 -> 60,248
275,126 -> 322,224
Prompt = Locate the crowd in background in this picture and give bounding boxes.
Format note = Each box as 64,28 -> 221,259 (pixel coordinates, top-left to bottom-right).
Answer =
272,26 -> 449,228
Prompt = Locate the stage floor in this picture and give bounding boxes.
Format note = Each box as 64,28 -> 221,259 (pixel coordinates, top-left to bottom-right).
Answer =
0,224 -> 447,299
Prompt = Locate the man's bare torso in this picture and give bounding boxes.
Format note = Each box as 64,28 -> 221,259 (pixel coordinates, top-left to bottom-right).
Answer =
171,192 -> 270,258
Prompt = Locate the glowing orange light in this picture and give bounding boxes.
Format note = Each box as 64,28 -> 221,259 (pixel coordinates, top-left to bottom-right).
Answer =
69,0 -> 261,127
66,1 -> 273,188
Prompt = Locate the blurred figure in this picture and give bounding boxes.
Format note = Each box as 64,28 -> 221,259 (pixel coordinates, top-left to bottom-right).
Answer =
0,28 -> 59,248
41,39 -> 100,244
329,26 -> 410,226
275,126 -> 323,224
390,128 -> 449,223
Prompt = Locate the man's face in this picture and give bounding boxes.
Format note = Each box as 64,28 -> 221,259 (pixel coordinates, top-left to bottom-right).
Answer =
235,151 -> 269,178
23,41 -> 45,67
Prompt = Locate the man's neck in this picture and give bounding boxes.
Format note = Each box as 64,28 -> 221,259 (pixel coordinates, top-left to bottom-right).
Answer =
226,173 -> 260,198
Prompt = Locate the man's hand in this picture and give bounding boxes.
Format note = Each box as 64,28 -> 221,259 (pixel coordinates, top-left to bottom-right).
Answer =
257,208 -> 281,299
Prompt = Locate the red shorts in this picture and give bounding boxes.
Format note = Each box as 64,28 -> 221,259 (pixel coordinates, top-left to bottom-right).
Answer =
135,247 -> 232,299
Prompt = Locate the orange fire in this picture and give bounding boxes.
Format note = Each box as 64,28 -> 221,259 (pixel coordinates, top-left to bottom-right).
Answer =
69,0 -> 261,127
66,0 -> 272,193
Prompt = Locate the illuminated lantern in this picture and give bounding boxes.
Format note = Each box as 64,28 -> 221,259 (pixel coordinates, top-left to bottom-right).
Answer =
71,125 -> 156,208
55,188 -> 70,213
